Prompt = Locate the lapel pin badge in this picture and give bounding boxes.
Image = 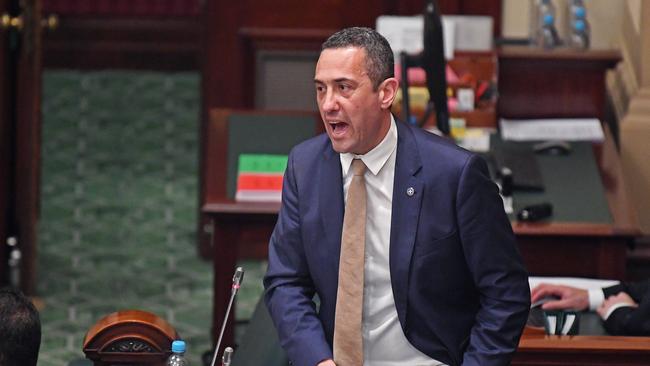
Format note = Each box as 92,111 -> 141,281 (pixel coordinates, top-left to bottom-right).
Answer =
406,187 -> 415,197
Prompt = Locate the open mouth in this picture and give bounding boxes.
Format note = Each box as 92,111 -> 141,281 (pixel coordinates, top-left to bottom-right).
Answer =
329,122 -> 349,136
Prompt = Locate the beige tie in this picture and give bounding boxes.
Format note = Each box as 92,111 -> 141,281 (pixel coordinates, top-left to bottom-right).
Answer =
333,159 -> 367,366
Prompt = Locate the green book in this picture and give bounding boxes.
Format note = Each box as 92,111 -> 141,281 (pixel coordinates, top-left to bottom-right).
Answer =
238,154 -> 288,174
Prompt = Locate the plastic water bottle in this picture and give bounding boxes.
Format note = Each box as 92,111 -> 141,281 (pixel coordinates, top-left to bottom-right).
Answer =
537,0 -> 556,21
537,13 -> 560,49
568,19 -> 590,49
567,0 -> 590,49
167,340 -> 189,366
568,0 -> 587,27
530,0 -> 556,44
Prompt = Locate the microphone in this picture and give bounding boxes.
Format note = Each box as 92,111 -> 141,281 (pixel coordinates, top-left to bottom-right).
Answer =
210,267 -> 245,366
222,346 -> 233,366
232,267 -> 244,294
421,0 -> 450,135
517,203 -> 553,222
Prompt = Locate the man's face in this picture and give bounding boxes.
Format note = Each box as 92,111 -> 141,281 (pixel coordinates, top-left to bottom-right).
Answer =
314,47 -> 394,155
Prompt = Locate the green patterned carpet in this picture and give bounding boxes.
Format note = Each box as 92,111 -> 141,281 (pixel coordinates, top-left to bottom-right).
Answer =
38,71 -> 265,365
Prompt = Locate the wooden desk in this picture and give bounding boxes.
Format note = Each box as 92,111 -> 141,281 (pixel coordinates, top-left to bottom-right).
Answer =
515,329 -> 650,365
497,47 -> 621,121
204,127 -> 639,349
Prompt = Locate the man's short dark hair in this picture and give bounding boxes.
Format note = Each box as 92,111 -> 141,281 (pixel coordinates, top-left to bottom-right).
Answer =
0,287 -> 41,366
321,27 -> 394,90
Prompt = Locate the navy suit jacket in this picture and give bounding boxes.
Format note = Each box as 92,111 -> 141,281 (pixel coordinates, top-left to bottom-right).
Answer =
264,120 -> 530,366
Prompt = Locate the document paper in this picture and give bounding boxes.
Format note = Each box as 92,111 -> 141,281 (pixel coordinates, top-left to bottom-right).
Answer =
500,118 -> 605,142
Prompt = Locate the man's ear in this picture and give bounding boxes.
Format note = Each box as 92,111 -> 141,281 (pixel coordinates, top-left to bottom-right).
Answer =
378,77 -> 399,110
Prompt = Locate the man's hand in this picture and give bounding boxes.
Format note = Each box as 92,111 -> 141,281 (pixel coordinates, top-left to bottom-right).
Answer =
596,292 -> 638,318
317,360 -> 336,366
531,284 -> 589,311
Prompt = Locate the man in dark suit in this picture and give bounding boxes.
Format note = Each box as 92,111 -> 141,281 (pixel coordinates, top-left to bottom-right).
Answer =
264,27 -> 530,366
532,281 -> 650,335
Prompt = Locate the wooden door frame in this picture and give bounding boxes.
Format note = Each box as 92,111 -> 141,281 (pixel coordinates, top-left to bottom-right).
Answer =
14,0 -> 43,295
0,0 -> 12,286
0,0 -> 42,295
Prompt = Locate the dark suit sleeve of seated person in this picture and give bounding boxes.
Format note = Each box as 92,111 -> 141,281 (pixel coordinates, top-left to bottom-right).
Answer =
264,146 -> 332,366
603,280 -> 650,302
455,155 -> 531,365
603,280 -> 650,336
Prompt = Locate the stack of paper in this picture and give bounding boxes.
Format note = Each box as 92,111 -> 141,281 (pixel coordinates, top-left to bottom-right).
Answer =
500,118 -> 605,141
235,154 -> 287,202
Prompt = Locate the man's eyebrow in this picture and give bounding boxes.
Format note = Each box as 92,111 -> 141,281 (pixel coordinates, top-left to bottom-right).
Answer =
313,78 -> 356,84
334,78 -> 353,83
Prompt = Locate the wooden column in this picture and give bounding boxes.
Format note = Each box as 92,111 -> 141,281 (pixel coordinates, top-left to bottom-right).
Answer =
619,0 -> 650,235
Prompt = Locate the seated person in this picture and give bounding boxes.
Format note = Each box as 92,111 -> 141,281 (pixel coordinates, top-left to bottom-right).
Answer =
0,287 -> 41,366
531,281 -> 650,336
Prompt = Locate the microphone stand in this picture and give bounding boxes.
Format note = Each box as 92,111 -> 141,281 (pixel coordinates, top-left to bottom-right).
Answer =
209,267 -> 244,366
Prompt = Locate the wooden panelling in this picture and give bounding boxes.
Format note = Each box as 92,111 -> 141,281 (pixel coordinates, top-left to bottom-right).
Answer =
203,0 -> 501,110
40,0 -> 202,70
239,27 -> 333,108
497,47 -> 621,120
42,0 -> 200,16
43,17 -> 201,70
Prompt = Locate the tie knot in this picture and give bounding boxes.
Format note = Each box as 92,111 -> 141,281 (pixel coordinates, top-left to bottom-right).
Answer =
351,159 -> 366,176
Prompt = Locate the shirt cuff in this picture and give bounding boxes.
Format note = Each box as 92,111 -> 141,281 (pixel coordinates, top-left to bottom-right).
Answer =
588,289 -> 605,311
602,303 -> 635,320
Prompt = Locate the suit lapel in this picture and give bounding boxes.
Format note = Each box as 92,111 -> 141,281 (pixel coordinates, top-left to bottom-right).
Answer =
390,122 -> 423,325
319,145 -> 344,269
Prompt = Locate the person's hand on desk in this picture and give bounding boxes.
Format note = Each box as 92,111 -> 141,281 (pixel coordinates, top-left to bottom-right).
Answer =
531,284 -> 589,310
597,292 -> 638,319
317,360 -> 336,366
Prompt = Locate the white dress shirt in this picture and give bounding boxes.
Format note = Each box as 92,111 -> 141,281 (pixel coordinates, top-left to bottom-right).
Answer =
340,116 -> 444,366
588,288 -> 634,320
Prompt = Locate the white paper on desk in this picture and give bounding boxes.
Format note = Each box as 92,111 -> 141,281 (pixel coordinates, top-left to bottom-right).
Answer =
457,128 -> 493,152
500,118 -> 605,142
529,276 -> 620,291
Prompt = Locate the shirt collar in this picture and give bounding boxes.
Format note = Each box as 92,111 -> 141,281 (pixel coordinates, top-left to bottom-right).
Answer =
340,115 -> 397,176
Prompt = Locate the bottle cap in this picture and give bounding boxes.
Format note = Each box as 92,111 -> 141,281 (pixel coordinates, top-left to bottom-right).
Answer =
574,20 -> 585,31
574,6 -> 586,18
171,340 -> 186,353
543,14 -> 554,25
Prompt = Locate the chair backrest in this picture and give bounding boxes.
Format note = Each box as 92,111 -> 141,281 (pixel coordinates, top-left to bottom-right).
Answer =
231,296 -> 289,366
203,108 -> 322,202
83,309 -> 179,366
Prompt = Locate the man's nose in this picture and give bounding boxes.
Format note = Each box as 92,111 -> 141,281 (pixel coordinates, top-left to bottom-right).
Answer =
321,90 -> 339,112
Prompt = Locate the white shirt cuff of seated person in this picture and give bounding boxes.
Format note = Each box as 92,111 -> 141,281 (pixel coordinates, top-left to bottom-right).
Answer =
588,289 -> 605,311
602,303 -> 635,320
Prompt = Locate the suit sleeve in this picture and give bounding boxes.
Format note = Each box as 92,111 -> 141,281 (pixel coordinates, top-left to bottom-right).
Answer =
603,280 -> 650,336
263,151 -> 332,366
456,155 -> 531,366
604,290 -> 650,335
604,280 -> 650,303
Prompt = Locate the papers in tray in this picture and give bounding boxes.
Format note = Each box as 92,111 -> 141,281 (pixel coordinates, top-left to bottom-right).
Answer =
529,276 -> 620,291
500,118 -> 605,142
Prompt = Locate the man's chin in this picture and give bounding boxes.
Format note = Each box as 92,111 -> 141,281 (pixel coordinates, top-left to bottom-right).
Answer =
329,140 -> 352,154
